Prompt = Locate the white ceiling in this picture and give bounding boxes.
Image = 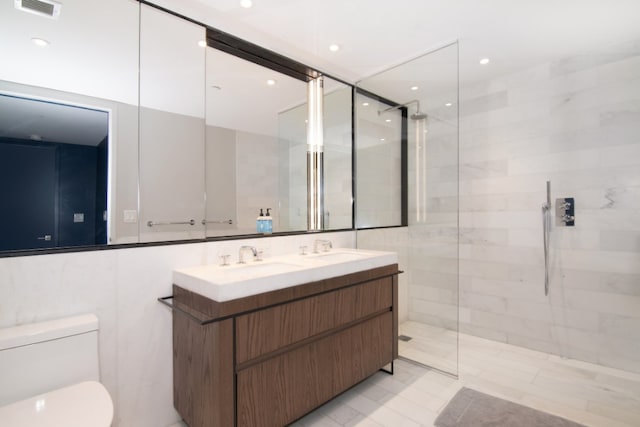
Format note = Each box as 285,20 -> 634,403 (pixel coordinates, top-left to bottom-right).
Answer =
166,0 -> 640,85
0,95 -> 108,146
3,0 -> 639,143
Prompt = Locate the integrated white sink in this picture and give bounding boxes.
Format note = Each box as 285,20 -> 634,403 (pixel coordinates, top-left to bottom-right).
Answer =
215,262 -> 304,278
173,248 -> 397,302
306,251 -> 369,263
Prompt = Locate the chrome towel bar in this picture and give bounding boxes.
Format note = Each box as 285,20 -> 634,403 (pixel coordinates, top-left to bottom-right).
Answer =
201,219 -> 233,225
147,219 -> 195,227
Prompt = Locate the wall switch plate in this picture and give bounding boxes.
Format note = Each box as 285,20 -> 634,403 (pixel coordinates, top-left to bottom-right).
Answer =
123,210 -> 138,223
73,213 -> 84,223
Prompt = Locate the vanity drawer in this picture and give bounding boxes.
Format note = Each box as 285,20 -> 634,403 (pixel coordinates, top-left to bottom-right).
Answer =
236,312 -> 393,427
235,276 -> 392,364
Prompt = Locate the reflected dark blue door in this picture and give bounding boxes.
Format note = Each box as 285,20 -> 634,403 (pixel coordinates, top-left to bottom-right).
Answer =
0,143 -> 57,251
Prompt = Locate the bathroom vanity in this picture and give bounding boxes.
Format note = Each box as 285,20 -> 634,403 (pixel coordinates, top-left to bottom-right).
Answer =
169,249 -> 399,427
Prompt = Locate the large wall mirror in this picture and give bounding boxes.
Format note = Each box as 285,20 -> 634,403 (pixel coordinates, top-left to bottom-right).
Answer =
0,0 -> 140,254
138,3 -> 207,243
205,46 -> 309,236
0,94 -> 109,251
0,0 -> 354,255
204,48 -> 353,237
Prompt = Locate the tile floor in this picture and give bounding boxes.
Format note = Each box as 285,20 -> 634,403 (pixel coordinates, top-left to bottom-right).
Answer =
291,321 -> 640,427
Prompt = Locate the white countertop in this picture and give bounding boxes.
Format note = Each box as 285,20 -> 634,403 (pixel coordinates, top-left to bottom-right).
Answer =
172,248 -> 398,302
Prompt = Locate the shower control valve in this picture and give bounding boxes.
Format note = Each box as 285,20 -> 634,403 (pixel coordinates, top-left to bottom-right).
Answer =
555,197 -> 575,227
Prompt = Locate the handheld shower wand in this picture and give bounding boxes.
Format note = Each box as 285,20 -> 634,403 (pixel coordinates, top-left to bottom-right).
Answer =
542,181 -> 551,296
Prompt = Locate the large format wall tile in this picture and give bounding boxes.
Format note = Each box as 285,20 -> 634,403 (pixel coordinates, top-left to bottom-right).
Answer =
448,42 -> 640,373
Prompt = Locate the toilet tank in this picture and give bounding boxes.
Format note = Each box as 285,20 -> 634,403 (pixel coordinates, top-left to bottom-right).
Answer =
0,314 -> 100,406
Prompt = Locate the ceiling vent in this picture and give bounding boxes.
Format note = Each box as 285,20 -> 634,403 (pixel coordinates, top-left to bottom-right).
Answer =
14,0 -> 61,19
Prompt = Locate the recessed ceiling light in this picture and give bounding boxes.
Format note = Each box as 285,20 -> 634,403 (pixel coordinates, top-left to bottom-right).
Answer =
362,102 -> 369,107
380,138 -> 385,141
445,102 -> 453,107
385,119 -> 391,123
31,37 -> 49,47
266,79 -> 277,86
329,44 -> 340,52
197,40 -> 207,48
410,86 -> 419,91
479,58 -> 490,65
240,0 -> 253,8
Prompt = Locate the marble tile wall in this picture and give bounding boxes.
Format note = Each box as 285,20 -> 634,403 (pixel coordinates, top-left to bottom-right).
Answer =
0,231 -> 355,427
453,41 -> 640,373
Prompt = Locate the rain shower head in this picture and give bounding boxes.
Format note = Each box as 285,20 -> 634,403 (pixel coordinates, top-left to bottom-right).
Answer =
378,99 -> 426,120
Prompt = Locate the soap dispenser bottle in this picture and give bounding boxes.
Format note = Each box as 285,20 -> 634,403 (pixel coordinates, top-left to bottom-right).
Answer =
264,208 -> 273,234
256,209 -> 265,233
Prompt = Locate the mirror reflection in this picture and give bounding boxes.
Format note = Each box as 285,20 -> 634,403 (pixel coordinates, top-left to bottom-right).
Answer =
0,0 -> 356,255
0,0 -> 139,253
355,92 -> 404,228
0,94 -> 109,251
204,49 -> 354,236
138,4 -> 206,243
205,46 -> 309,236
314,78 -> 353,231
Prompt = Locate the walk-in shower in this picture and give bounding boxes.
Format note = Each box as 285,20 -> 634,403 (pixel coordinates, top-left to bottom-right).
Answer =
357,33 -> 640,380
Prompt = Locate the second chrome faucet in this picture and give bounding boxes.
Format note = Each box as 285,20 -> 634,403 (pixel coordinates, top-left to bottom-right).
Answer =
313,239 -> 332,253
238,245 -> 258,263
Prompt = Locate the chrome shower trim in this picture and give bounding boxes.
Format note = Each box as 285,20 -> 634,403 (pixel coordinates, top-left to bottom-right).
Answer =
542,181 -> 551,296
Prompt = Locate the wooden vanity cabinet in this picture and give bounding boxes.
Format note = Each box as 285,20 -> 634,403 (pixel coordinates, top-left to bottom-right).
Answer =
172,264 -> 399,427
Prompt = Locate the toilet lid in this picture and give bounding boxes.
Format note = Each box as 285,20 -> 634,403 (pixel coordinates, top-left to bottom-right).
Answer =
0,381 -> 113,427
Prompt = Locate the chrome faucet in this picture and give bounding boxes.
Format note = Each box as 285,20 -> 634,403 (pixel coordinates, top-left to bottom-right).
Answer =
238,246 -> 258,263
313,239 -> 332,253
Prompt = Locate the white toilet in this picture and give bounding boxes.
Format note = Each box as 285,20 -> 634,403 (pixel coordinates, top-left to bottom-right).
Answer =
0,314 -> 114,426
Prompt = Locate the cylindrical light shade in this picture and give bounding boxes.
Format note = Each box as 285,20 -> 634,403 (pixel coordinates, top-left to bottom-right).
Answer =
307,77 -> 324,230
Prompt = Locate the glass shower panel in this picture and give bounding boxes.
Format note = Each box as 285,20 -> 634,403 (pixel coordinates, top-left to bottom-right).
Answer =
205,46 -> 308,235
356,42 -> 459,376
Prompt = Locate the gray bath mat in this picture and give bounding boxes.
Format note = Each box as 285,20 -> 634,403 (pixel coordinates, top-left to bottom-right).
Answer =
435,387 -> 587,427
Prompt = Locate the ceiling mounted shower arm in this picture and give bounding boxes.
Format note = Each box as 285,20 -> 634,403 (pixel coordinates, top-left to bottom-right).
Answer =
378,99 -> 421,115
